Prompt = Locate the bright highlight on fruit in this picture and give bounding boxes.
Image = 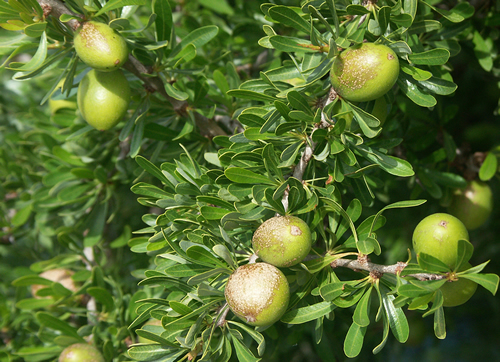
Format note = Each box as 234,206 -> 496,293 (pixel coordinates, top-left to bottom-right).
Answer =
252,215 -> 312,267
224,263 -> 289,327
412,213 -> 470,270
77,69 -> 131,130
448,180 -> 493,230
330,42 -> 399,102
74,21 -> 129,72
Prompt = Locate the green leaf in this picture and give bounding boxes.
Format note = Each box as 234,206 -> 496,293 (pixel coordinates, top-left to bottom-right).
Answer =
225,167 -> 276,185
227,321 -> 265,357
397,74 -> 436,107
269,6 -> 311,34
200,206 -> 231,220
87,287 -> 115,312
417,253 -> 450,273
479,152 -> 497,181
472,30 -> 493,72
10,31 -> 47,73
198,0 -> 234,15
353,287 -> 372,327
382,293 -> 409,343
418,77 -> 457,96
370,200 -> 425,235
354,144 -> 415,177
400,63 -> 432,81
11,203 -> 32,226
164,82 -> 189,100
230,333 -> 260,362
226,89 -> 276,102
319,282 -> 345,302
127,345 -> 185,361
36,312 -> 85,341
344,322 -> 366,358
455,239 -> 474,272
460,273 -> 499,296
16,298 -> 54,310
136,155 -> 174,188
186,245 -> 228,268
95,0 -> 146,17
433,306 -> 446,339
281,301 -> 336,324
408,48 -> 450,65
179,25 -> 219,49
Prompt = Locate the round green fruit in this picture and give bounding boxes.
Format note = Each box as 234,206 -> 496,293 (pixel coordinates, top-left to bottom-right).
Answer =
59,343 -> 104,362
74,21 -> 128,71
252,215 -> 312,267
412,213 -> 470,270
330,43 -> 399,102
448,180 -> 493,230
440,263 -> 477,307
224,263 -> 289,327
77,69 -> 131,130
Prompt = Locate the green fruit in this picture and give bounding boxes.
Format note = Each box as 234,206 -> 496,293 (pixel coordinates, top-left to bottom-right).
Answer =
440,263 -> 477,307
448,180 -> 493,230
252,215 -> 312,267
59,343 -> 104,362
330,43 -> 399,102
74,21 -> 129,71
371,96 -> 388,126
77,69 -> 131,130
412,213 -> 470,270
224,263 -> 289,327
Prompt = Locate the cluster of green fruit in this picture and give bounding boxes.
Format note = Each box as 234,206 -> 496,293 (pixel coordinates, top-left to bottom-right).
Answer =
413,213 -> 478,307
73,21 -> 131,130
224,216 -> 312,327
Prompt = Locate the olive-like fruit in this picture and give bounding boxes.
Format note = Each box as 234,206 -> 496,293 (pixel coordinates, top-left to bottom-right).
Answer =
59,343 -> 104,362
224,263 -> 289,327
330,43 -> 399,102
448,180 -> 493,230
77,69 -> 130,130
252,215 -> 312,267
440,263 -> 477,307
74,21 -> 128,71
31,268 -> 78,299
412,213 -> 470,270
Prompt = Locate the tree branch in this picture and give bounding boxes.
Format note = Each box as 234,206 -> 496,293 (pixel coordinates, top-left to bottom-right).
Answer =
331,257 -> 446,281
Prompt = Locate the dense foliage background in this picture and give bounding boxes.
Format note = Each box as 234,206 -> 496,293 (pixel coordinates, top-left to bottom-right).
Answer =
1,0 -> 499,361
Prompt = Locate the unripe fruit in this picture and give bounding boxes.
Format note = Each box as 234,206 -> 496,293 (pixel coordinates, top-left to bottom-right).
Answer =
74,21 -> 128,71
440,263 -> 477,307
330,43 -> 399,102
224,263 -> 289,327
77,69 -> 130,130
58,343 -> 104,362
31,268 -> 78,299
412,213 -> 470,270
448,180 -> 493,230
252,215 -> 312,267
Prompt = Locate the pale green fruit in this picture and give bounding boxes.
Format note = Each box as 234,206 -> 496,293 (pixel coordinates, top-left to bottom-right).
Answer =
225,263 -> 289,327
440,263 -> 477,307
412,213 -> 470,270
330,43 -> 399,102
252,215 -> 312,267
77,69 -> 130,130
74,21 -> 128,71
448,180 -> 493,230
59,343 -> 104,362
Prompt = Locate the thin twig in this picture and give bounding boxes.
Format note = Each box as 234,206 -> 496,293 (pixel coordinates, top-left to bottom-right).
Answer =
331,258 -> 446,281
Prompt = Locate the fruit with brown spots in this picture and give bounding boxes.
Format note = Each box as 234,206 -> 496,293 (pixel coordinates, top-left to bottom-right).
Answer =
412,213 -> 471,270
224,263 -> 289,327
448,180 -> 493,230
77,69 -> 130,130
252,215 -> 312,267
74,21 -> 128,72
440,263 -> 477,307
330,43 -> 399,102
58,343 -> 104,362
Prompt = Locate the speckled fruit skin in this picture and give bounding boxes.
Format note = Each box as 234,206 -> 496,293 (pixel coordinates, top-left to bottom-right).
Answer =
74,21 -> 128,71
330,43 -> 399,102
224,263 -> 289,327
440,263 -> 477,307
448,180 -> 493,230
252,215 -> 312,267
77,69 -> 130,130
412,213 -> 470,270
59,343 -> 104,362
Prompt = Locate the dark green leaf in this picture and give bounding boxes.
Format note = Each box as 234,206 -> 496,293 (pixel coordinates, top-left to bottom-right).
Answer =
281,301 -> 336,324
